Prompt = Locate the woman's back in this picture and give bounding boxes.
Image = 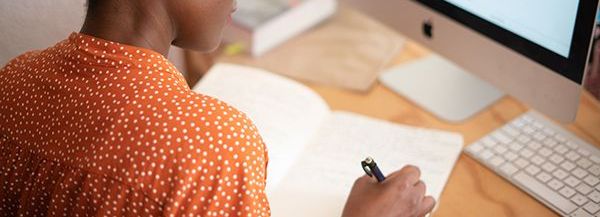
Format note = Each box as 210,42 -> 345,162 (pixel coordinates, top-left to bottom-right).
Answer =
0,33 -> 270,216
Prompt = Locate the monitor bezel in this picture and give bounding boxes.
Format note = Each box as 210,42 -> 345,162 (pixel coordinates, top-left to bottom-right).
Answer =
415,0 -> 598,84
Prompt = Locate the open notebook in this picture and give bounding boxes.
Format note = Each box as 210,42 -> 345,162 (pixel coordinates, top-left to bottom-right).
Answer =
193,64 -> 463,216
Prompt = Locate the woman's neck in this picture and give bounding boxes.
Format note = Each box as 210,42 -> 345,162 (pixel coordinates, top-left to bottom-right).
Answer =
80,0 -> 176,56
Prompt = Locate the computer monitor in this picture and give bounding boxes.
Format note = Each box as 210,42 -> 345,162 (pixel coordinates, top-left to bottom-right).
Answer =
344,0 -> 599,122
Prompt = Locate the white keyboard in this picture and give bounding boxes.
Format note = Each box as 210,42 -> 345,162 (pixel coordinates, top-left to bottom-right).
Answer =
465,111 -> 600,217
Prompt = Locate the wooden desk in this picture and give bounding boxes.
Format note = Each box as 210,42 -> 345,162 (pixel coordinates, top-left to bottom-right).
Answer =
186,39 -> 600,216
304,41 -> 600,217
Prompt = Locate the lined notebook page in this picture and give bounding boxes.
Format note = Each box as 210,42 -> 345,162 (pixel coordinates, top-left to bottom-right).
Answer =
193,64 -> 331,191
269,112 -> 463,217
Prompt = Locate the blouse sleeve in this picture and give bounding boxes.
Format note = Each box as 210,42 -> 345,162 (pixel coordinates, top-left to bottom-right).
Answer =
160,98 -> 271,217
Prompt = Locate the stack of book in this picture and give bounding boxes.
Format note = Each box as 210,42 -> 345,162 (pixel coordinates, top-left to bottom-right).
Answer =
223,0 -> 337,56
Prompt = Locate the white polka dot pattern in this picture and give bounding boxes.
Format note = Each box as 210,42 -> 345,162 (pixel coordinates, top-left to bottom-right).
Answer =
0,33 -> 270,216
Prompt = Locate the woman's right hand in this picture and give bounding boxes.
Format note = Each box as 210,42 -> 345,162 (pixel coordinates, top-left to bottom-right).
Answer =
341,165 -> 436,217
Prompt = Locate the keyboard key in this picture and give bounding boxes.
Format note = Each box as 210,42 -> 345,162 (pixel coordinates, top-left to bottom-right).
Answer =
571,208 -> 594,217
499,163 -> 518,176
542,128 -> 555,136
503,151 -> 518,161
539,147 -> 552,157
492,131 -> 512,144
566,151 -> 581,162
554,134 -> 567,143
513,172 -> 577,214
554,144 -> 569,155
494,145 -> 508,154
532,121 -> 544,129
479,150 -> 494,160
482,137 -> 497,147
531,155 -> 545,166
481,136 -> 498,148
515,158 -> 530,168
576,183 -> 593,195
571,194 -> 589,206
559,186 -> 577,198
554,133 -> 567,143
576,158 -> 592,169
523,114 -> 534,121
525,165 -> 541,176
549,154 -> 565,164
583,176 -> 599,187
583,202 -> 600,216
466,143 -> 484,154
502,125 -> 520,137
489,156 -> 505,167
547,179 -> 564,190
543,138 -> 558,148
509,143 -> 524,152
566,141 -> 579,149
512,118 -> 526,127
535,172 -> 552,183
565,176 -> 582,187
589,165 -> 600,176
561,161 -> 577,171
576,148 -> 590,157
533,132 -> 546,141
520,149 -> 534,158
523,126 -> 535,134
541,162 -> 556,173
590,155 -> 600,164
572,168 -> 589,179
589,191 -> 600,203
527,141 -> 542,150
517,135 -> 531,144
552,169 -> 568,180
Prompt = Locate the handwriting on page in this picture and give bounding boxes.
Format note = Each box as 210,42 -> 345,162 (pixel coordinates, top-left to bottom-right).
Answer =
269,112 -> 463,217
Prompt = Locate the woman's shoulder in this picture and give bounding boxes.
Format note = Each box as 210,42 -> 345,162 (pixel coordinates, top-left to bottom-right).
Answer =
1,51 -> 42,71
170,90 -> 261,140
121,83 -> 265,152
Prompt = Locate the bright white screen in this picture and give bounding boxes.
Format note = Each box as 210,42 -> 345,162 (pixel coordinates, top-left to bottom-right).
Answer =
445,0 -> 579,57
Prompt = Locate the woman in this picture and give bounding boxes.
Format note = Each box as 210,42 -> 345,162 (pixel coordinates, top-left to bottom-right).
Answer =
0,0 -> 435,216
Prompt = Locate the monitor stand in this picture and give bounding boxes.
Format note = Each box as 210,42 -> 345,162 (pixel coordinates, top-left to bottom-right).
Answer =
380,55 -> 504,123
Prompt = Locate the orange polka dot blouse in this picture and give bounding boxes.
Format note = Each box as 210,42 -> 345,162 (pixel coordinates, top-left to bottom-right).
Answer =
0,33 -> 270,216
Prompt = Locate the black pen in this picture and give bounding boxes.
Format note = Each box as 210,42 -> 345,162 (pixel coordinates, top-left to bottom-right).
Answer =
361,156 -> 386,182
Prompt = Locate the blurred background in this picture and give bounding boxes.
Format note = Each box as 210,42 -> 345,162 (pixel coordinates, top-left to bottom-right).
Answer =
1,0 -> 599,101
0,0 -> 187,81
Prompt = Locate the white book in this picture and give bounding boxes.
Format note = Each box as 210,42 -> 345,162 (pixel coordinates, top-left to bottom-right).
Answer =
224,0 -> 337,56
193,64 -> 464,217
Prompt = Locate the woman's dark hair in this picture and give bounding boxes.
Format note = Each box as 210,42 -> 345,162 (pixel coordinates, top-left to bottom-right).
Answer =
86,0 -> 97,10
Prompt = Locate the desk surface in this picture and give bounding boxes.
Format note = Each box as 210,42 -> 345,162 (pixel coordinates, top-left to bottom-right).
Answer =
302,41 -> 600,217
